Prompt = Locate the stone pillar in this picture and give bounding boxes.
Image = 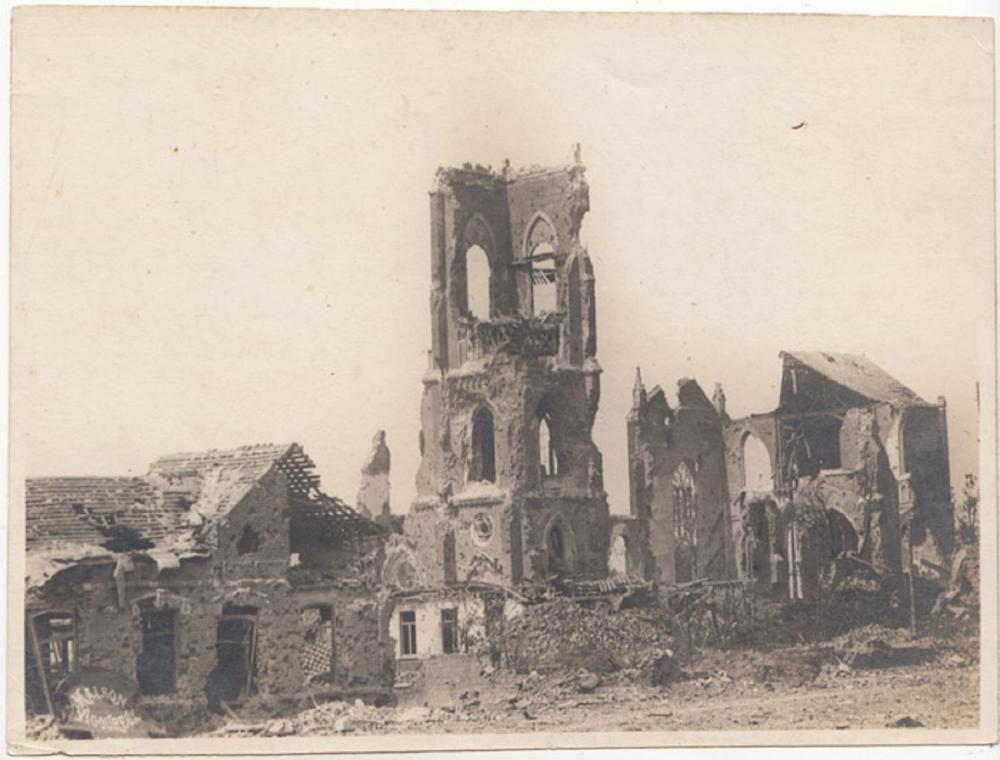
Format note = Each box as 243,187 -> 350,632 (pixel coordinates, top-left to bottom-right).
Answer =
358,430 -> 391,524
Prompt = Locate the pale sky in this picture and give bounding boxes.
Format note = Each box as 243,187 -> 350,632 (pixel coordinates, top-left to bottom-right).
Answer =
12,9 -> 995,514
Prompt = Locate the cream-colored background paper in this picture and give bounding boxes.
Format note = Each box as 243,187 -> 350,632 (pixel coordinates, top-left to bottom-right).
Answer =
8,6 -> 997,753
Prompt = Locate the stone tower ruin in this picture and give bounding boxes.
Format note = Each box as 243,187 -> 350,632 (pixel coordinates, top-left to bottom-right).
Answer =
397,148 -> 611,588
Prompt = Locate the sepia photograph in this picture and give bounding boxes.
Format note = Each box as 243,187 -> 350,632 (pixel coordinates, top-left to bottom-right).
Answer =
7,5 -> 997,753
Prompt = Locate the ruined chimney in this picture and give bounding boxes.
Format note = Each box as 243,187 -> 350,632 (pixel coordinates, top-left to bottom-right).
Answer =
713,383 -> 727,417
357,430 -> 391,523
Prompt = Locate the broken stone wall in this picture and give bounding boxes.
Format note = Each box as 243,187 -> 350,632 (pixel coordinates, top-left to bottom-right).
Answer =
400,500 -> 512,587
608,515 -> 653,579
722,414 -> 780,497
215,468 -> 291,581
627,379 -> 732,586
900,404 -> 955,558
408,353 -> 609,585
357,430 -> 391,522
26,471 -> 391,719
28,556 -> 391,718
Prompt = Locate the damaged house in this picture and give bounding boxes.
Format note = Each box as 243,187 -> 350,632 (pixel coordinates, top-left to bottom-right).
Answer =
623,350 -> 953,603
381,149 -> 614,665
24,443 -> 389,725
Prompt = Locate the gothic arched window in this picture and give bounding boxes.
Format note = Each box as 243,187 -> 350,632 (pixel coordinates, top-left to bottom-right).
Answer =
538,412 -> 559,478
465,244 -> 491,320
672,462 -> 697,582
470,406 -> 496,483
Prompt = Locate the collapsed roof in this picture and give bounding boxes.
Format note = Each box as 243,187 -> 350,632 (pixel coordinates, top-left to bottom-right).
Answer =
780,351 -> 930,407
25,443 -> 381,590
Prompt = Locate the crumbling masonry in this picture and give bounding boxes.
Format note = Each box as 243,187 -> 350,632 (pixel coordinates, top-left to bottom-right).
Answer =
25,445 -> 390,724
624,351 -> 954,601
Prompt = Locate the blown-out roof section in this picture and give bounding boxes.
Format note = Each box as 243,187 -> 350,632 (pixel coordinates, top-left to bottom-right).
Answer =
781,351 -> 930,407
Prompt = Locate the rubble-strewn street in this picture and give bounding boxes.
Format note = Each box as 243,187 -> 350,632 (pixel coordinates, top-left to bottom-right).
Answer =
199,620 -> 978,736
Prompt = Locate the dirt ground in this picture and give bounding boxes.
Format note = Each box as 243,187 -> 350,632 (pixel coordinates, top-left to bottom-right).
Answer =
206,623 -> 980,737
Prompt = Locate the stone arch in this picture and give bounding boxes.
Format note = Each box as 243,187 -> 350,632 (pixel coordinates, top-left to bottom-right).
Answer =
543,513 -> 576,576
608,530 -> 628,576
522,210 -> 559,258
453,213 -> 497,319
826,508 -> 859,555
523,212 -> 559,316
741,431 -> 773,493
463,212 -> 497,256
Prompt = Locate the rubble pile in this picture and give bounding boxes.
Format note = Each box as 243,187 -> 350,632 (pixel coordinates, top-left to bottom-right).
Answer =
210,699 -> 459,737
931,544 -> 979,620
502,598 -> 676,682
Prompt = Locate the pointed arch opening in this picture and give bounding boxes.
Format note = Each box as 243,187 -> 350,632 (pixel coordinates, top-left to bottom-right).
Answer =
524,213 -> 559,316
544,515 -> 575,576
470,406 -> 496,484
530,243 -> 558,316
672,461 -> 697,583
537,409 -> 560,479
741,432 -> 773,493
465,244 -> 491,320
609,533 -> 628,576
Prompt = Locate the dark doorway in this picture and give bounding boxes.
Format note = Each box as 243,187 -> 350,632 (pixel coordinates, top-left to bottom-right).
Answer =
25,612 -> 77,715
208,604 -> 257,706
547,523 -> 568,575
441,608 -> 459,654
137,604 -> 177,695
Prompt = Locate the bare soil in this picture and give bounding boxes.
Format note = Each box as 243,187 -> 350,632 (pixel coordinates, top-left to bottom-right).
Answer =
207,624 -> 980,737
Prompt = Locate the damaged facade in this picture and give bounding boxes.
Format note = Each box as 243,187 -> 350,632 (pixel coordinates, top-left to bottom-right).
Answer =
383,149 -> 612,664
24,444 -> 389,723
625,350 -> 954,602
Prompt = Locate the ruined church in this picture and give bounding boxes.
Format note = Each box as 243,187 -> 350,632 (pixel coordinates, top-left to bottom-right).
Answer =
24,148 -> 957,725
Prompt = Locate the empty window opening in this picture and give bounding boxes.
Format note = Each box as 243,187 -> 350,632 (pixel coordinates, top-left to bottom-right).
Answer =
547,522 -> 569,576
441,608 -> 459,654
741,500 -> 773,584
609,534 -> 628,575
826,510 -> 859,556
25,612 -> 77,715
236,525 -> 260,555
742,433 -> 773,492
538,413 -> 560,478
470,406 -> 496,483
207,604 -> 257,709
530,242 -> 558,315
672,463 -> 697,583
465,245 -> 491,320
301,605 -> 334,684
137,604 -> 177,695
399,611 -> 417,656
